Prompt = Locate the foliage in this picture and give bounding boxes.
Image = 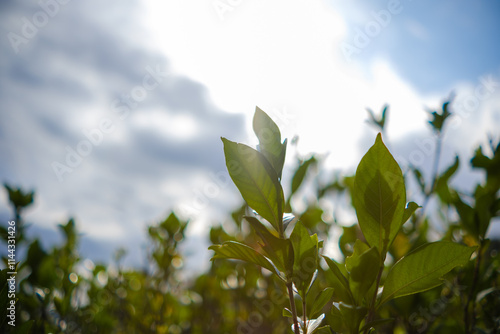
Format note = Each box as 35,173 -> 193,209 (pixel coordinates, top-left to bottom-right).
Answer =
1,101 -> 499,333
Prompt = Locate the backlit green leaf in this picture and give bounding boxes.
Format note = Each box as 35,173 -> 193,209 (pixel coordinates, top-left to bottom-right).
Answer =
436,156 -> 459,204
209,241 -> 283,280
309,287 -> 334,318
327,302 -> 367,334
291,156 -> 317,195
401,202 -> 420,226
290,221 -> 318,294
245,216 -> 293,275
353,133 -> 406,256
452,192 -> 477,237
322,255 -> 354,304
345,240 -> 380,305
253,107 -> 287,179
222,138 -> 285,234
283,307 -> 293,318
379,241 -> 476,305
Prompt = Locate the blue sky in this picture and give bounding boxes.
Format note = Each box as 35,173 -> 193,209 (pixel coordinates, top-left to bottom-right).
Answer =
335,0 -> 500,93
0,0 -> 499,267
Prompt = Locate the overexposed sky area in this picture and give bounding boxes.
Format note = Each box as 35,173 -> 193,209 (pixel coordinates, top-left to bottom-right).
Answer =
0,0 -> 499,266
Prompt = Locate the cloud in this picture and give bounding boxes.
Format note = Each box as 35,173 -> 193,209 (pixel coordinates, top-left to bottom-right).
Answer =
0,0 -> 245,264
1,0 -> 499,268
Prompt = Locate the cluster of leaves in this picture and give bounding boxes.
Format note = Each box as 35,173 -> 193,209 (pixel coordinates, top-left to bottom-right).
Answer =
0,183 -> 294,333
0,101 -> 499,333
0,189 -> 193,333
210,105 -> 500,333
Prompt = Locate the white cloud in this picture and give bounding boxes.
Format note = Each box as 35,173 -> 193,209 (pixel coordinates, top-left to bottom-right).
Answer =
0,0 -> 245,264
1,0 -> 499,266
131,109 -> 200,141
142,0 -> 441,169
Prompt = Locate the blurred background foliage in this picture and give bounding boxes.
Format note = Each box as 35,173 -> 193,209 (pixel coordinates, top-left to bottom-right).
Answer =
1,101 -> 499,333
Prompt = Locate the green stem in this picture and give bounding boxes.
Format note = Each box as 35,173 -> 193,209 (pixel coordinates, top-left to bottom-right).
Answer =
464,241 -> 483,333
303,296 -> 307,334
428,133 -> 442,197
287,282 -> 301,334
418,132 -> 442,225
364,260 -> 385,334
280,214 -> 299,333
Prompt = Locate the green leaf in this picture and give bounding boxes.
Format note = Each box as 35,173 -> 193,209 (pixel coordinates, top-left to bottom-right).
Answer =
245,216 -> 294,275
345,240 -> 380,305
366,105 -> 388,132
160,212 -> 182,235
401,202 -> 420,226
311,326 -> 331,334
471,141 -> 500,187
309,287 -> 334,318
4,183 -> 34,209
339,225 -> 358,257
452,192 -> 477,237
291,156 -> 317,195
209,241 -> 283,280
307,269 -> 319,295
435,156 -> 459,204
290,221 -> 319,294
353,133 -> 406,256
222,138 -> 285,234
326,303 -> 346,333
360,318 -> 395,333
231,203 -> 247,229
327,302 -> 367,334
474,185 -> 495,238
322,255 -> 354,304
297,206 -> 324,231
471,146 -> 492,169
411,167 -> 426,194
379,241 -> 476,305
12,320 -> 34,334
427,100 -> 452,133
253,107 -> 287,179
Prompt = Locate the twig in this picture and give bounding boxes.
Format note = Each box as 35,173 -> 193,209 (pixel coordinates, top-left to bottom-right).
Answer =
303,296 -> 307,333
287,282 -> 301,334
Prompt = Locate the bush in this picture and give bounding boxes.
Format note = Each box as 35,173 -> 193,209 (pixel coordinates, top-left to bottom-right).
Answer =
1,100 -> 499,333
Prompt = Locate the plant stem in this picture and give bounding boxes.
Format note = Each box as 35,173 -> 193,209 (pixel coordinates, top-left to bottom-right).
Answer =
429,134 -> 442,197
418,133 -> 442,225
364,261 -> 385,334
303,296 -> 307,333
464,241 -> 483,333
287,282 -> 301,334
281,215 -> 299,333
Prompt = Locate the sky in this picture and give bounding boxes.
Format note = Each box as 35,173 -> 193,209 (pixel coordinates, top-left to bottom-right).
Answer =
0,0 -> 499,269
